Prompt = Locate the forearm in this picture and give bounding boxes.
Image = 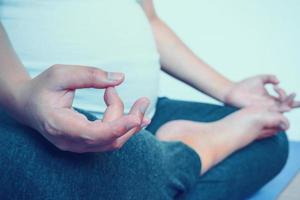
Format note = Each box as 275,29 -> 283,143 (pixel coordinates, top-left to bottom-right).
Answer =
0,23 -> 31,109
150,18 -> 233,102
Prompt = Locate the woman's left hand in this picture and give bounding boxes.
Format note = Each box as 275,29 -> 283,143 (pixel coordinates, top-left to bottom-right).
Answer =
224,75 -> 300,112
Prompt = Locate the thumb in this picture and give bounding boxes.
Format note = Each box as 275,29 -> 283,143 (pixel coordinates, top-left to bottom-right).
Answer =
259,74 -> 280,85
46,65 -> 124,90
264,112 -> 289,130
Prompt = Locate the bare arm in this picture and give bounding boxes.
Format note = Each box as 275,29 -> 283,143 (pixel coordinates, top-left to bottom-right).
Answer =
0,23 -> 31,110
139,1 -> 233,102
139,0 -> 300,110
0,22 -> 149,153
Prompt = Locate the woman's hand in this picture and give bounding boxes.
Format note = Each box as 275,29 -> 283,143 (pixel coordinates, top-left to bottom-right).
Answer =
11,64 -> 150,153
224,75 -> 300,112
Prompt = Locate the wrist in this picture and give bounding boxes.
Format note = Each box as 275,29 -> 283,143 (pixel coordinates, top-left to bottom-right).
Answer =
217,79 -> 235,103
1,77 -> 32,117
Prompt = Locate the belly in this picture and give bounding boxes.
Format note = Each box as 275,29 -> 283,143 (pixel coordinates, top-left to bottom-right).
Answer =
1,0 -> 160,116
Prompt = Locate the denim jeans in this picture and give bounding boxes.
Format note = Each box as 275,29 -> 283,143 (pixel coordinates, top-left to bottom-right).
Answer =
0,97 -> 288,200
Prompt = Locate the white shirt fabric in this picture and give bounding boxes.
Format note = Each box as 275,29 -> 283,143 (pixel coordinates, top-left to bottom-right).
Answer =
0,0 -> 160,118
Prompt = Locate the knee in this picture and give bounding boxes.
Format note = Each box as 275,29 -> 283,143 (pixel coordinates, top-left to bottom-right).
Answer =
183,132 -> 289,200
242,132 -> 289,198
266,132 -> 289,173
246,131 -> 289,182
214,132 -> 288,184
118,130 -> 169,177
108,131 -> 176,198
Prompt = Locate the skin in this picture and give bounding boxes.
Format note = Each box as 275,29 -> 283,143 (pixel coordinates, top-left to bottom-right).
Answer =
139,0 -> 300,174
156,107 -> 290,174
0,24 -> 151,153
0,1 -> 299,174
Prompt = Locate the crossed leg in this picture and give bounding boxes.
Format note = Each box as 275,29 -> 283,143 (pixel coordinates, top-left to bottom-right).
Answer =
0,107 -> 200,200
0,97 -> 288,200
147,97 -> 289,200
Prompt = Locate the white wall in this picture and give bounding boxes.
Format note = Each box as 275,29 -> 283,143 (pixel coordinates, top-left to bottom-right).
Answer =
155,0 -> 300,140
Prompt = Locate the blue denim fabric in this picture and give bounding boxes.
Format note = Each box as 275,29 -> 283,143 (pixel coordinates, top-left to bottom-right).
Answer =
0,97 -> 288,200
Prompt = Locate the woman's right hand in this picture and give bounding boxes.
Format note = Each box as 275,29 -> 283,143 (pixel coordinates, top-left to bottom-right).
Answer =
11,64 -> 150,153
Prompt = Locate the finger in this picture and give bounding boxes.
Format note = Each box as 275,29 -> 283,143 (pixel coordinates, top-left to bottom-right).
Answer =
103,97 -> 150,141
292,100 -> 300,108
259,74 -> 280,85
96,97 -> 150,149
257,128 -> 279,140
80,114 -> 141,148
113,128 -> 141,149
121,97 -> 150,136
262,128 -> 279,135
283,93 -> 296,106
128,97 -> 150,122
52,108 -> 139,141
278,105 -> 292,113
47,108 -> 142,153
273,85 -> 287,101
84,128 -> 141,152
141,118 -> 151,127
277,93 -> 296,112
264,112 -> 290,130
103,115 -> 141,140
119,97 -> 151,136
278,116 -> 289,131
48,108 -> 100,143
47,65 -> 124,90
114,117 -> 151,147
107,98 -> 150,147
102,87 -> 124,122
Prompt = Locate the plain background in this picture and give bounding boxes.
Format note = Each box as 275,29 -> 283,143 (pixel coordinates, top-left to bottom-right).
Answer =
154,0 -> 300,140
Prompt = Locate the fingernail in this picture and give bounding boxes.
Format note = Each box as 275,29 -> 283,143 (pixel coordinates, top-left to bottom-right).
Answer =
107,72 -> 124,82
141,118 -> 151,127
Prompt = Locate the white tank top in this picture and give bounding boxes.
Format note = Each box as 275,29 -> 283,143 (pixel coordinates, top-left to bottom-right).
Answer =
0,0 -> 160,118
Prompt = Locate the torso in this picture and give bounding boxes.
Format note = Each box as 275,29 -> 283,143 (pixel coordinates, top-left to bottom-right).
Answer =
0,0 -> 160,117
